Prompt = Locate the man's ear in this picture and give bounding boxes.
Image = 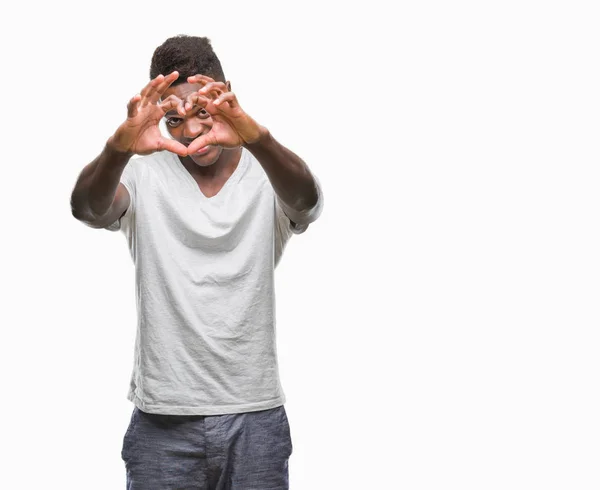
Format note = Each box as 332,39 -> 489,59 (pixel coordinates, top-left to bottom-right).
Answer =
226,81 -> 231,91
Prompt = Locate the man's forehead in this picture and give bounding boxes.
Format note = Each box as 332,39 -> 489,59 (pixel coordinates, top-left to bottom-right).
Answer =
161,82 -> 203,116
162,82 -> 203,100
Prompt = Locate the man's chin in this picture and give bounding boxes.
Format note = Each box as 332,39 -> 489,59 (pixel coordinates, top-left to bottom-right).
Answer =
188,145 -> 221,166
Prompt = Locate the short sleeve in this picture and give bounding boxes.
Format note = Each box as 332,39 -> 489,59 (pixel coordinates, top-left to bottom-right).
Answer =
274,174 -> 324,265
105,159 -> 139,232
276,173 -> 324,232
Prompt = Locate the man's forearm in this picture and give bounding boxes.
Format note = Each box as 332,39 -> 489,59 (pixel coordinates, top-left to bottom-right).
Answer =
71,139 -> 132,222
243,128 -> 319,215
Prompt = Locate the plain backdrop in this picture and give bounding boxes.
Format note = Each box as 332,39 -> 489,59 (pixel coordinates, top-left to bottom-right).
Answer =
1,1 -> 599,489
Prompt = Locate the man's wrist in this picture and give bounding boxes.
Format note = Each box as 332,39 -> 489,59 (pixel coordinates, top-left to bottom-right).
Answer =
243,125 -> 271,147
106,135 -> 135,161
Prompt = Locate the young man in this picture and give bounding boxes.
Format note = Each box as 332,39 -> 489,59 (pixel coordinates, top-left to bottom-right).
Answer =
70,35 -> 323,490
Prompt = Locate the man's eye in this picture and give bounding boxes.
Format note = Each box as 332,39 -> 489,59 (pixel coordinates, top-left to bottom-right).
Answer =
197,108 -> 209,118
166,118 -> 182,127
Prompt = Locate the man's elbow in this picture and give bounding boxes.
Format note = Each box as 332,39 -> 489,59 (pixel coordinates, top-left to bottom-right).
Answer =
298,187 -> 319,211
71,198 -> 89,223
289,191 -> 323,227
70,200 -> 105,229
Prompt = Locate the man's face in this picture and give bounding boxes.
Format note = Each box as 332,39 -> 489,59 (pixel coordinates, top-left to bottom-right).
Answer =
162,82 -> 225,167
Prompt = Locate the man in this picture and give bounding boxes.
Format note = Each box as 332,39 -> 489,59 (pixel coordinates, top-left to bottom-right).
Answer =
70,35 -> 323,490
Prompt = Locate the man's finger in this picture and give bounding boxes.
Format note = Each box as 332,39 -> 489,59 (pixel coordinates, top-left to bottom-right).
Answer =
140,75 -> 164,108
157,137 -> 189,157
198,82 -> 226,100
151,71 -> 179,103
184,93 -> 211,113
213,92 -> 239,109
126,94 -> 141,118
159,94 -> 185,115
187,74 -> 215,85
186,133 -> 216,154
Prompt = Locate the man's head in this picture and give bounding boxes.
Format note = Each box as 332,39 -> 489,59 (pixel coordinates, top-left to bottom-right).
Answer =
151,35 -> 230,167
150,35 -> 225,84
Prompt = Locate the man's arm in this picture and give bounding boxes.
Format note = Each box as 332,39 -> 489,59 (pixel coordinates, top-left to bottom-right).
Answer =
71,71 -> 188,229
182,75 -> 322,224
243,128 -> 320,222
70,141 -> 133,229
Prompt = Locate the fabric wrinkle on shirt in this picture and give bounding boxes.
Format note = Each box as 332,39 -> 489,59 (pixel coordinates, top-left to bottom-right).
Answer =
107,148 -> 323,416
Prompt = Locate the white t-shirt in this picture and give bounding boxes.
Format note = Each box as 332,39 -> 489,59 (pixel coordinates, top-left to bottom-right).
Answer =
107,148 -> 323,415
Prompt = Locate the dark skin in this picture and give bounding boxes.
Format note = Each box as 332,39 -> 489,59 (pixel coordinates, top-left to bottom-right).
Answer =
160,79 -> 243,197
71,71 -> 319,225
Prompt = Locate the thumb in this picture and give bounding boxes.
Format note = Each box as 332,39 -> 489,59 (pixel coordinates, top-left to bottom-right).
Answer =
186,133 -> 217,154
157,137 -> 189,157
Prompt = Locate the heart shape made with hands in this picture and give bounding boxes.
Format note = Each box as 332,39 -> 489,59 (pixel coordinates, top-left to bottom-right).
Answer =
112,71 -> 264,157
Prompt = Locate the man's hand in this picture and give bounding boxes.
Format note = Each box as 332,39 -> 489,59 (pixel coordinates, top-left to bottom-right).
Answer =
183,75 -> 265,154
109,72 -> 189,156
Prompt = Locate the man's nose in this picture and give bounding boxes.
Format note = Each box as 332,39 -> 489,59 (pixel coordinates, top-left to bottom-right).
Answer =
183,117 -> 211,140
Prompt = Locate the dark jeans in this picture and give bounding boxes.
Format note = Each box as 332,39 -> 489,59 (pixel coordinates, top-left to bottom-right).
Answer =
121,405 -> 293,490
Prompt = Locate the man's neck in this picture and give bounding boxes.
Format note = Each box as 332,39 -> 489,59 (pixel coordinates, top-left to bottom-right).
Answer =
180,147 -> 242,181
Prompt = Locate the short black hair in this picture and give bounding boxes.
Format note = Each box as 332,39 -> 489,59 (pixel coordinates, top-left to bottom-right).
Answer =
150,35 -> 225,84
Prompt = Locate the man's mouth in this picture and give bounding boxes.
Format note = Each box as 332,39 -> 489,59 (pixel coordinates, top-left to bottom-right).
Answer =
193,146 -> 211,155
184,139 -> 211,156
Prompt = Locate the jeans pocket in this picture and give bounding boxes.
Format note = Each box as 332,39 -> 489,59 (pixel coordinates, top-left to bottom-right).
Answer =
121,407 -> 139,462
281,406 -> 293,456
